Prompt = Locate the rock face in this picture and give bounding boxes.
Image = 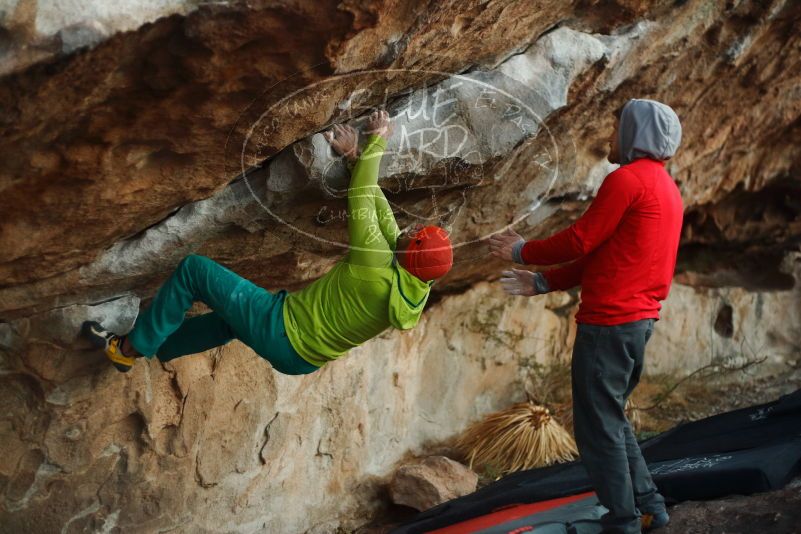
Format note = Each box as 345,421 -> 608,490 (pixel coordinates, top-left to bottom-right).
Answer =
389,456 -> 479,512
1,0 -> 800,532
0,0 -> 202,75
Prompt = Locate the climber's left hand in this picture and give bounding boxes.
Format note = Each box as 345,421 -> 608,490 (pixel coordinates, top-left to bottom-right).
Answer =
324,124 -> 360,162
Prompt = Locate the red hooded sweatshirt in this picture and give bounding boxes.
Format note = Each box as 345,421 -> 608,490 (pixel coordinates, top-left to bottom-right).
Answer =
521,157 -> 683,325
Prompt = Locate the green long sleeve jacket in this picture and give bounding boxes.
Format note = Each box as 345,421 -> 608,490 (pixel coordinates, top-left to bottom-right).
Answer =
283,134 -> 432,367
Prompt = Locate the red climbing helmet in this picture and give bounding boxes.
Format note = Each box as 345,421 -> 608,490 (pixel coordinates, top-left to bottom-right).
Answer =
399,225 -> 453,282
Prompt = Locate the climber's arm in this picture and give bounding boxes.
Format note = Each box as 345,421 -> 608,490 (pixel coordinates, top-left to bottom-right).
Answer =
351,152 -> 400,249
346,133 -> 392,267
374,187 -> 401,251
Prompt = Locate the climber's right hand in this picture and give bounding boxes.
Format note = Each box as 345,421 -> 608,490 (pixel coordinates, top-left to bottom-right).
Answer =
365,109 -> 393,140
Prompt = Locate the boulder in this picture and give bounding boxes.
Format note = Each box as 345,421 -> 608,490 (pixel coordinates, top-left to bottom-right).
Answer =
389,456 -> 478,511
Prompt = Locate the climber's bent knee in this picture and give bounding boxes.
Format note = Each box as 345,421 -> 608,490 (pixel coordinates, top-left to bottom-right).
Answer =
177,253 -> 209,275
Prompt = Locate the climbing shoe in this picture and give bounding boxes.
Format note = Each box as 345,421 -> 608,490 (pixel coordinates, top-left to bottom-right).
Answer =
641,510 -> 670,531
82,321 -> 136,373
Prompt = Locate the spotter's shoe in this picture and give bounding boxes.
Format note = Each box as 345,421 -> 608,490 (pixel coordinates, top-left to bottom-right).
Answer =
641,511 -> 670,531
82,321 -> 136,373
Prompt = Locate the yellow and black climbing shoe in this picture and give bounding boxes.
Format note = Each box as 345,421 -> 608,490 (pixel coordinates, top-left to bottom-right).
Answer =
82,321 -> 136,373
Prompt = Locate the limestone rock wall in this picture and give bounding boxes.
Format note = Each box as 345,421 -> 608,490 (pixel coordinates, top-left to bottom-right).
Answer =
0,0 -> 203,75
1,0 -> 801,532
3,279 -> 799,532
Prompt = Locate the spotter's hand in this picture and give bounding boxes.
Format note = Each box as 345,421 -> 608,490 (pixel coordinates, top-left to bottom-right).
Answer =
489,227 -> 525,262
499,269 -> 539,297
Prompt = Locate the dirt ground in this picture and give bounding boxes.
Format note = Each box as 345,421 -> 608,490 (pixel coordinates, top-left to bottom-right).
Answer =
660,481 -> 801,534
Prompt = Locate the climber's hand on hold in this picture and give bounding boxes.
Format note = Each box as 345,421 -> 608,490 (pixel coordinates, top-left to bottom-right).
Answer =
499,269 -> 539,297
490,228 -> 525,262
365,109 -> 393,140
324,124 -> 360,162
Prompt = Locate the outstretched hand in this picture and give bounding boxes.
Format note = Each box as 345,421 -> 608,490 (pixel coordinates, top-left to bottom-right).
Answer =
499,269 -> 539,296
324,124 -> 359,162
365,109 -> 394,139
489,227 -> 525,262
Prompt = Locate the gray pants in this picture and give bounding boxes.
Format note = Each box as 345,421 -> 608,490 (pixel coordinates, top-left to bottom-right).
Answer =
572,319 -> 666,534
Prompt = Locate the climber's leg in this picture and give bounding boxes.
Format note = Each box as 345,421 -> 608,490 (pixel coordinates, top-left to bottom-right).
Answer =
155,312 -> 235,362
82,320 -> 137,373
127,254 -> 259,357
126,254 -> 318,375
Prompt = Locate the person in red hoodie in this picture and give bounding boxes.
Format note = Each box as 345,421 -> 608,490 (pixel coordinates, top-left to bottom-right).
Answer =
490,99 -> 683,534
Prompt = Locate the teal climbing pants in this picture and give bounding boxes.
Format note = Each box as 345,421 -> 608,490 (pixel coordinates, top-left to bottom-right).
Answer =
127,254 -> 319,375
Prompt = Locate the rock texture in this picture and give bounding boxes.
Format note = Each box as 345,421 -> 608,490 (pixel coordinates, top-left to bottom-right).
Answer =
0,1 -> 203,75
2,280 -> 798,532
1,0 -> 801,532
389,456 -> 478,512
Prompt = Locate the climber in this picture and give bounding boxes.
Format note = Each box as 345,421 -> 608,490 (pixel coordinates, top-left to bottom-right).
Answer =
489,99 -> 683,534
84,110 -> 453,375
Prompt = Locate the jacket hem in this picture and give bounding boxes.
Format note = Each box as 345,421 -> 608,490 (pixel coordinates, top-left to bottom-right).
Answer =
575,311 -> 660,326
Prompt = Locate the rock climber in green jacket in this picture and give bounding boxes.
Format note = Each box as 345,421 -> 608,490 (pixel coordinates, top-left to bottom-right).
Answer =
84,110 -> 453,374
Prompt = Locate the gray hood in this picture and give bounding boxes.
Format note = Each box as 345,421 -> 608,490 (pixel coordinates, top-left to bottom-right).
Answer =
619,99 -> 682,165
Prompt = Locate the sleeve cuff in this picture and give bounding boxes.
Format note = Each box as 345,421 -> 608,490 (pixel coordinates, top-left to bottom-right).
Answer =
366,133 -> 388,150
533,272 -> 551,294
512,241 -> 525,264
